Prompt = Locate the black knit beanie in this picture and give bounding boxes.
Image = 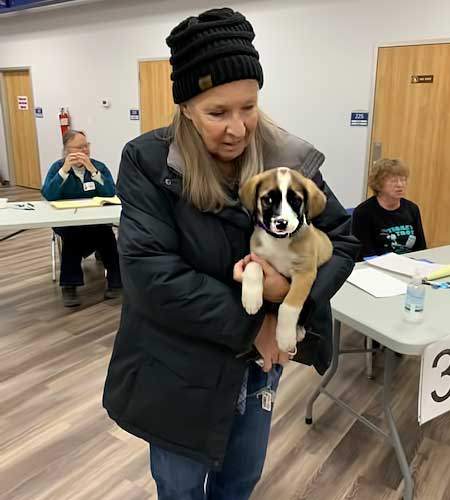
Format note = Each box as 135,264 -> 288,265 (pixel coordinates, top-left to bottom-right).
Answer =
166,7 -> 264,104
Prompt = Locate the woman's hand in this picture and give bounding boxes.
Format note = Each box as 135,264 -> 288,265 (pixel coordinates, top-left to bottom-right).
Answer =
254,313 -> 290,372
233,253 -> 290,303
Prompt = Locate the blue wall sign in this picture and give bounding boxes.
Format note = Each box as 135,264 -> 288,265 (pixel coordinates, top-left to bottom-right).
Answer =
130,109 -> 140,121
34,107 -> 43,118
350,111 -> 368,126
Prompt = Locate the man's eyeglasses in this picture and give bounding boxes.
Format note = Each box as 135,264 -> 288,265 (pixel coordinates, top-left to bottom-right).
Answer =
68,143 -> 91,151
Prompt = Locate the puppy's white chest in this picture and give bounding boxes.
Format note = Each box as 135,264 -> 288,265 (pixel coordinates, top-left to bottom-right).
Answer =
252,230 -> 294,278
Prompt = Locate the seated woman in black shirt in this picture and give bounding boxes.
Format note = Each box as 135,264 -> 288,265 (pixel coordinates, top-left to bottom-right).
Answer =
352,158 -> 426,261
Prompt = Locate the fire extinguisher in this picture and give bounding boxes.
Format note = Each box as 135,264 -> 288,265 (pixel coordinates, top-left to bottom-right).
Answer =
59,107 -> 70,137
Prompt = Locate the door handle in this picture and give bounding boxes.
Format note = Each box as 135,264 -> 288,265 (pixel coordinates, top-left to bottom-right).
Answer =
372,142 -> 382,163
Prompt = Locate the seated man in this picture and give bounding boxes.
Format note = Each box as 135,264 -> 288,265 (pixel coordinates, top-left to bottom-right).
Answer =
42,129 -> 121,307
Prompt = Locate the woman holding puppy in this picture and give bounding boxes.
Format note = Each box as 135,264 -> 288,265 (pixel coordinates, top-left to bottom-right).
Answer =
103,7 -> 358,499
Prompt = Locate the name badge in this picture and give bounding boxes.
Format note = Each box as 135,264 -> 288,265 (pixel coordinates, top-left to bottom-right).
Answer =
83,181 -> 95,191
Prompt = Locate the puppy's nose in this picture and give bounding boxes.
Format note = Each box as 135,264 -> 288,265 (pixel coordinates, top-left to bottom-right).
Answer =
275,218 -> 288,230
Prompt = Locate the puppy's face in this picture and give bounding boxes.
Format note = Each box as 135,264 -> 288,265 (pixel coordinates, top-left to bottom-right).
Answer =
240,167 -> 327,236
257,169 -> 305,236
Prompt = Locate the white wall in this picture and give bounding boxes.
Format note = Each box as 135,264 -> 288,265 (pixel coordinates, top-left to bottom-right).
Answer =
0,0 -> 449,206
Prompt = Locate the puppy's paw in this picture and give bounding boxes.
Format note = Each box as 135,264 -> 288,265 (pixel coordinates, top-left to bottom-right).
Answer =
241,262 -> 263,315
296,325 -> 306,342
276,324 -> 297,353
242,286 -> 263,314
276,303 -> 301,352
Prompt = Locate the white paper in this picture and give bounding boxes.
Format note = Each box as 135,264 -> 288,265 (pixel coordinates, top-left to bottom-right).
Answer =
347,267 -> 407,297
366,253 -> 444,278
419,335 -> 450,425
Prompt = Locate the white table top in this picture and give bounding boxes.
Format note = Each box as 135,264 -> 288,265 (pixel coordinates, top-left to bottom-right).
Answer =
331,246 -> 450,356
0,200 -> 121,231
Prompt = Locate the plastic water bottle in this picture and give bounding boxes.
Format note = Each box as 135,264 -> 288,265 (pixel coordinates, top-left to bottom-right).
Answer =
404,270 -> 425,323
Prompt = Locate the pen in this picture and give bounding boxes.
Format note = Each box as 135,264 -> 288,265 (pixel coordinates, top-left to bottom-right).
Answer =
11,204 -> 35,211
422,279 -> 439,289
422,279 -> 450,289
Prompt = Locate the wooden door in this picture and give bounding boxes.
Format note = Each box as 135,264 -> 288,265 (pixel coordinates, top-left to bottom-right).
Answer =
139,60 -> 176,134
369,43 -> 450,248
3,70 -> 41,189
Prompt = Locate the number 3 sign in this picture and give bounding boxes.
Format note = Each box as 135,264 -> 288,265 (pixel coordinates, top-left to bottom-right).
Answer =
419,337 -> 450,425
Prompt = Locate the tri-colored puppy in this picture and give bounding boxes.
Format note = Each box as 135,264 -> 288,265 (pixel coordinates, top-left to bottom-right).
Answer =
239,167 -> 332,353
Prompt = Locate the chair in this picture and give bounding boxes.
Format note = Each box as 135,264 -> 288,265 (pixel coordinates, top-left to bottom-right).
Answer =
51,231 -> 62,282
345,206 -> 374,374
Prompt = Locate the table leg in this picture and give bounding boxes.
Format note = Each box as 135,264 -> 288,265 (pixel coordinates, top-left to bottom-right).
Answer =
383,348 -> 414,500
305,318 -> 341,424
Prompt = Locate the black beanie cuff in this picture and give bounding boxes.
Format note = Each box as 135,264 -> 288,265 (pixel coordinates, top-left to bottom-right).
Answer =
172,55 -> 263,104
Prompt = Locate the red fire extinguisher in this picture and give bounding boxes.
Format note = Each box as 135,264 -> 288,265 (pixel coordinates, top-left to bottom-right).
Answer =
59,107 -> 70,137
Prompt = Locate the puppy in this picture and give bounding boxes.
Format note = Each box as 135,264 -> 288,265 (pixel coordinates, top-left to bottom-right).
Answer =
240,167 -> 332,353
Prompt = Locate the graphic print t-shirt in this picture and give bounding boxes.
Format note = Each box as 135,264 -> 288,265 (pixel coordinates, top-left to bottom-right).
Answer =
351,196 -> 427,260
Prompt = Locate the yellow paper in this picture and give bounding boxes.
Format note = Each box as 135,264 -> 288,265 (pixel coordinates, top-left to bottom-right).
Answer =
426,264 -> 450,281
50,196 -> 121,209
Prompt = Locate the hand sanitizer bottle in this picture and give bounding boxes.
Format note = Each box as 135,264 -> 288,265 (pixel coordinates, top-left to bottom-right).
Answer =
404,270 -> 425,323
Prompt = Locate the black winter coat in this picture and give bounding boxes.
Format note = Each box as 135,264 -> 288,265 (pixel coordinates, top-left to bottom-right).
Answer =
103,128 -> 359,469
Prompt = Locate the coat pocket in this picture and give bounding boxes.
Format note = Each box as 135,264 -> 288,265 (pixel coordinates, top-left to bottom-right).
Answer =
124,357 -> 216,450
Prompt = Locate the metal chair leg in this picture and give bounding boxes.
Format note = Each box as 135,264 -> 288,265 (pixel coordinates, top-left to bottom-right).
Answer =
51,233 -> 56,282
366,337 -> 374,379
56,234 -> 62,258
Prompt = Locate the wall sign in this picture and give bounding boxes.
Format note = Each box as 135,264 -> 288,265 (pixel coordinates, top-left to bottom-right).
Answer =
350,111 -> 368,126
419,336 -> 450,424
411,75 -> 434,84
17,95 -> 29,110
34,107 -> 43,118
130,109 -> 140,121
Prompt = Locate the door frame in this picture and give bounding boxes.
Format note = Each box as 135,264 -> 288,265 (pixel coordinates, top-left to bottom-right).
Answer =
363,37 -> 450,201
0,65 -> 39,187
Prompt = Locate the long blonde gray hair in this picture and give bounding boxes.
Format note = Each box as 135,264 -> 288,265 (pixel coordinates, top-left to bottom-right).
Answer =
171,108 -> 283,212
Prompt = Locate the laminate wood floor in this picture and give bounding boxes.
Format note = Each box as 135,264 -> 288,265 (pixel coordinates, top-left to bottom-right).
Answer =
1,187 -> 449,500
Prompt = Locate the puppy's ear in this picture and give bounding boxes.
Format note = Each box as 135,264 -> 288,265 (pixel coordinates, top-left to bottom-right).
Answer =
302,177 -> 327,220
239,173 -> 263,213
291,170 -> 327,220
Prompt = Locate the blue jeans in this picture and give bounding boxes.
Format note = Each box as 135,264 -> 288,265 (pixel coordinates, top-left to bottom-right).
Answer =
149,363 -> 283,500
